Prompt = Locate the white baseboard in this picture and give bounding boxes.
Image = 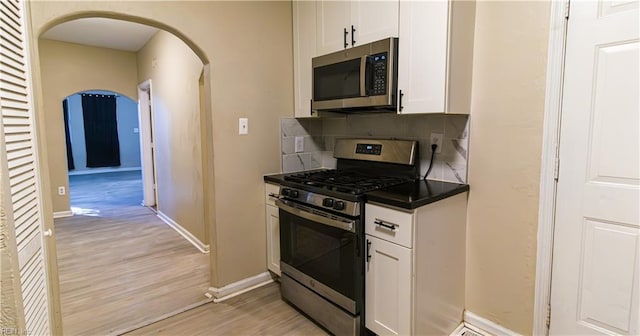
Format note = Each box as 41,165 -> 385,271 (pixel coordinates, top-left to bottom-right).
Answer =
68,167 -> 141,176
208,272 -> 273,302
53,210 -> 73,219
464,311 -> 522,336
156,211 -> 209,254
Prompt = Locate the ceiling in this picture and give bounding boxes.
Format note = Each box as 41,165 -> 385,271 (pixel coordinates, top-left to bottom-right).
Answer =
40,18 -> 159,52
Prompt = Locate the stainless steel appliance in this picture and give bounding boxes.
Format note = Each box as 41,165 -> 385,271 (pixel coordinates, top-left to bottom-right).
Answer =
312,38 -> 399,113
276,138 -> 418,335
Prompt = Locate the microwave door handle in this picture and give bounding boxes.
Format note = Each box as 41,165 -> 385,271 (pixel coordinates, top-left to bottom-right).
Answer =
363,56 -> 375,97
360,56 -> 367,97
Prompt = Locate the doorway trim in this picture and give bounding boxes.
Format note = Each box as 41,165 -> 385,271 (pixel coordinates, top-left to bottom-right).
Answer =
137,80 -> 158,208
533,1 -> 569,334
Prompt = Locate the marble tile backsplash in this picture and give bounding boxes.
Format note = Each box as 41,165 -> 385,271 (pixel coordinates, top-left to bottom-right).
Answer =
281,114 -> 470,183
281,119 -> 328,173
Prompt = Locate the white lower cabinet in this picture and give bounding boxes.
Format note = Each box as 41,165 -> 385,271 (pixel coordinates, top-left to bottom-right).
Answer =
265,183 -> 280,276
365,235 -> 412,336
266,205 -> 280,276
365,192 -> 468,335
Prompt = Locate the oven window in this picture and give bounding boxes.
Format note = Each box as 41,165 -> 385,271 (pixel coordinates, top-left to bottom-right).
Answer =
314,58 -> 361,101
280,208 -> 357,300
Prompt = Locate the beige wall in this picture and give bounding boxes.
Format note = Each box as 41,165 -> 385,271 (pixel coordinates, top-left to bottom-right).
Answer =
28,1 -> 293,287
38,39 -> 139,213
136,31 -> 206,244
466,1 -> 550,334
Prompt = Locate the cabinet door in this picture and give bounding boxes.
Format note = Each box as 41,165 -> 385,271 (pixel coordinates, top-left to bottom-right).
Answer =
365,235 -> 412,335
316,0 -> 350,55
397,0 -> 449,114
351,1 -> 399,47
266,205 -> 281,276
293,0 -> 317,117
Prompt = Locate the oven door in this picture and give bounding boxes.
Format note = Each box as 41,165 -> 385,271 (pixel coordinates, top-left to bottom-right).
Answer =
276,199 -> 361,314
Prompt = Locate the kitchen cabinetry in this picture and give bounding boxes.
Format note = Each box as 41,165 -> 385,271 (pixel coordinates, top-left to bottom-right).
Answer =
294,0 -> 399,117
316,0 -> 399,55
397,0 -> 475,114
293,1 -> 316,118
292,0 -> 474,116
265,183 -> 280,276
365,235 -> 412,335
365,192 -> 468,335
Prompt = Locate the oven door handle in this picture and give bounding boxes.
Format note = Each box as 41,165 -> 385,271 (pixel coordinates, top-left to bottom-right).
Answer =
276,199 -> 356,233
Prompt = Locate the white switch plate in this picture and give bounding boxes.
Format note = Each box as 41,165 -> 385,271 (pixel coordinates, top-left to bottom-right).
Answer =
58,186 -> 65,195
238,118 -> 248,135
295,136 -> 304,153
430,133 -> 443,154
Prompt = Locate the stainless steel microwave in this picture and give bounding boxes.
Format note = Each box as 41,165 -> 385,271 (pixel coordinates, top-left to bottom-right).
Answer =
312,37 -> 398,113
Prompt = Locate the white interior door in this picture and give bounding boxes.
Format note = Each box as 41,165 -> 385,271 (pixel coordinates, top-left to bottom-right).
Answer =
550,1 -> 639,335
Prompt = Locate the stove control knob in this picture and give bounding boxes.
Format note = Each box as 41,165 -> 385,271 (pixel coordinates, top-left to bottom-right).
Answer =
281,188 -> 291,197
322,198 -> 334,207
290,190 -> 299,198
333,201 -> 345,211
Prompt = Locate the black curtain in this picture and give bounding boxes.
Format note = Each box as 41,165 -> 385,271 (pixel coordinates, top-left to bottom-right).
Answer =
62,99 -> 75,170
81,94 -> 121,168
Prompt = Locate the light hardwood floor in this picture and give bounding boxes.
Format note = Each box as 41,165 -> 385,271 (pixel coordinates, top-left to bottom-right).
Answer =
125,282 -> 328,336
55,171 -> 210,335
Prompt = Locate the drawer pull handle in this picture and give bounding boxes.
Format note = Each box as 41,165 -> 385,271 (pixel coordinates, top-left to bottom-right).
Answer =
374,219 -> 397,231
268,193 -> 280,199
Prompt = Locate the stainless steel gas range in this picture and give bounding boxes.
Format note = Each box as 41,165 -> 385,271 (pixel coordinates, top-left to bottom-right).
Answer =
274,138 -> 419,335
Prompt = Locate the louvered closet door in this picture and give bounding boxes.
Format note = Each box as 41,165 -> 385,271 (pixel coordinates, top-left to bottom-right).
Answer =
1,0 -> 51,335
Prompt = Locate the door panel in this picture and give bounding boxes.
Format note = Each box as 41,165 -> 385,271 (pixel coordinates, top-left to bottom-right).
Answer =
266,205 -> 280,275
550,1 -> 639,335
316,0 -> 350,55
587,42 -> 639,185
1,0 -> 53,334
351,1 -> 399,47
396,0 -> 448,114
365,235 -> 412,336
577,220 -> 638,333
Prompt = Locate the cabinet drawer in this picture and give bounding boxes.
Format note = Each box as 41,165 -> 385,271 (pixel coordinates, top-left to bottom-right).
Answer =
365,203 -> 414,248
265,183 -> 280,207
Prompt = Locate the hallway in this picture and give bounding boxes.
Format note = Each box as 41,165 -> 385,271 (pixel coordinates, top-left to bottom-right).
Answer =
54,170 -> 210,335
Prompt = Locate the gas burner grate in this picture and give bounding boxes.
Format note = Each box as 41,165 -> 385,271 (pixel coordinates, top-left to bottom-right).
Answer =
284,170 -> 412,195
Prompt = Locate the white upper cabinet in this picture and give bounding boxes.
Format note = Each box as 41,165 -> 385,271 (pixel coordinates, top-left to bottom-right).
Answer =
397,1 -> 448,114
351,1 -> 399,49
316,0 -> 399,55
316,1 -> 351,55
293,1 -> 317,117
397,0 -> 475,114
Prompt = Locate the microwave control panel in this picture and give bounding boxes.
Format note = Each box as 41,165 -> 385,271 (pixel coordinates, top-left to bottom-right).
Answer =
371,53 -> 388,96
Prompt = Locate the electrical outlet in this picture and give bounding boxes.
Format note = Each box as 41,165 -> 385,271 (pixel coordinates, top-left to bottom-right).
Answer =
295,136 -> 304,153
238,118 -> 248,135
430,133 -> 443,154
58,186 -> 65,195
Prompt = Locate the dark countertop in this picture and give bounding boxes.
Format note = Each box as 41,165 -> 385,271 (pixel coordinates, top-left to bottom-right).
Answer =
265,173 -> 469,210
364,179 -> 469,210
264,172 -> 288,185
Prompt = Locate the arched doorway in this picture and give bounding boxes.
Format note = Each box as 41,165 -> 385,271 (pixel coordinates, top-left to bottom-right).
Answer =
62,90 -> 143,212
39,17 -> 213,335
